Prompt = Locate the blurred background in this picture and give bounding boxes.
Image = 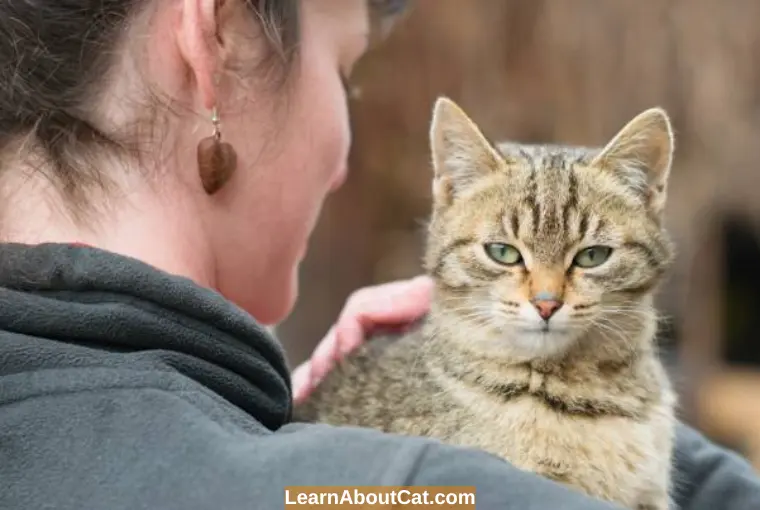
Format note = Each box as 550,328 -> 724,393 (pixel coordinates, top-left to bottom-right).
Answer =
278,0 -> 760,469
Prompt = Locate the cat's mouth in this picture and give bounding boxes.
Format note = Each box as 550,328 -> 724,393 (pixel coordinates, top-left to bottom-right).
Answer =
517,325 -> 571,335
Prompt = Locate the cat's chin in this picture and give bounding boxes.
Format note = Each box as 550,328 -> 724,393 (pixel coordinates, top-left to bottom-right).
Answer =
500,327 -> 580,361
523,332 -> 577,357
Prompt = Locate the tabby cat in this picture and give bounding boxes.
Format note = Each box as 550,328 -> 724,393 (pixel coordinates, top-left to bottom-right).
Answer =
295,97 -> 677,510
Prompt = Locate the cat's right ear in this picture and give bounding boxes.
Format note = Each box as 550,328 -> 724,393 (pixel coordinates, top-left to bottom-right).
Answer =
430,97 -> 505,207
590,107 -> 675,215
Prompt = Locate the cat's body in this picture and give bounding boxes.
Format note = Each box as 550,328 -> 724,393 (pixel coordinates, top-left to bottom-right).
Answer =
295,99 -> 678,510
297,320 -> 675,509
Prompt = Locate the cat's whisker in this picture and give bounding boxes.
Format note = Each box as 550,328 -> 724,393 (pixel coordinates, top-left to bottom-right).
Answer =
584,316 -> 636,352
582,315 -> 624,339
599,303 -> 646,310
601,311 -> 653,329
444,308 -> 496,324
599,305 -> 650,313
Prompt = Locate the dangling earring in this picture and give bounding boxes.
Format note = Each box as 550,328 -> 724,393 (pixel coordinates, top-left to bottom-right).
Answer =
197,106 -> 238,195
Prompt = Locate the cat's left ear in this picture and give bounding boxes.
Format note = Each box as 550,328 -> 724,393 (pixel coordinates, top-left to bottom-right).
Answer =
591,108 -> 675,215
429,97 -> 507,208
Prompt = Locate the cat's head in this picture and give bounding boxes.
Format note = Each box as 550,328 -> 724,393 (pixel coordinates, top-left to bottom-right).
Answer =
424,97 -> 675,361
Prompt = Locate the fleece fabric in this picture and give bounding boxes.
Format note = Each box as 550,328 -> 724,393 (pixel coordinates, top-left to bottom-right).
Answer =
1,242 -> 759,510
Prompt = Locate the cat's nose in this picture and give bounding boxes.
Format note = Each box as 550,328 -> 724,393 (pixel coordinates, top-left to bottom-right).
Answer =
532,297 -> 563,321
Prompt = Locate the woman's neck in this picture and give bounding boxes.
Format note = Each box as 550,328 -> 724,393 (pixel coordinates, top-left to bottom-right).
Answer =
0,167 -> 217,290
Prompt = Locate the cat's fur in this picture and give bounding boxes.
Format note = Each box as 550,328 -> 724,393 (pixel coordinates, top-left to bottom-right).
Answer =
295,97 -> 677,510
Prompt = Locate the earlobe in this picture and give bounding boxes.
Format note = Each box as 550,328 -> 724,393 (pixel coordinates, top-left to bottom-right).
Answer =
176,0 -> 221,111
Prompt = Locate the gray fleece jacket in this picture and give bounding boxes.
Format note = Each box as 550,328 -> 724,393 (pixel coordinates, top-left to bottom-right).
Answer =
1,243 -> 759,510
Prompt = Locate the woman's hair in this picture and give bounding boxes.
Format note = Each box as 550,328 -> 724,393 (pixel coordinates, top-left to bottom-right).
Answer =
0,0 -> 300,211
0,0 -> 409,217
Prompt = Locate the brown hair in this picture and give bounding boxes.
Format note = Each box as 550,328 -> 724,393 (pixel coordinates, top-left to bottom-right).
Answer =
0,0 -> 410,220
0,1 -> 300,214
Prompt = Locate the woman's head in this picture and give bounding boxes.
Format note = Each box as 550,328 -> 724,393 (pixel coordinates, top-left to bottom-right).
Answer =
0,0 -> 407,324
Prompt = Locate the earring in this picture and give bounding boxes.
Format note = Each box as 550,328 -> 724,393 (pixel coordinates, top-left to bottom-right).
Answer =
197,106 -> 238,195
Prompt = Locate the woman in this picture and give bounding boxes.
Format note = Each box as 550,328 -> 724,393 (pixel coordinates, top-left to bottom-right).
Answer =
0,1 -> 757,509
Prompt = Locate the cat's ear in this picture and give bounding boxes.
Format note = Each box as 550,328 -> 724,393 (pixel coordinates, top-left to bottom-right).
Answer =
430,97 -> 505,206
591,107 -> 674,215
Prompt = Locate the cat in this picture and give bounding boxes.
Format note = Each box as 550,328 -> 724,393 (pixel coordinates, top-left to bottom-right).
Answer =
294,97 -> 677,510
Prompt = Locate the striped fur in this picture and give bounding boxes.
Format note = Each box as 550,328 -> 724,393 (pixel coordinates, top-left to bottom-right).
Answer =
295,98 -> 677,510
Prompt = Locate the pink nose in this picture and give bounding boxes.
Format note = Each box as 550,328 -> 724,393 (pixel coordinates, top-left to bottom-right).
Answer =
533,300 -> 563,321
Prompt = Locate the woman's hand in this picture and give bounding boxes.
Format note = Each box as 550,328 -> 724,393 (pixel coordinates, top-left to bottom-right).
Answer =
291,275 -> 434,403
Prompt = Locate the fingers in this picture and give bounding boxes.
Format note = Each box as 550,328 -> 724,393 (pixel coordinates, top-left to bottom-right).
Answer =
291,361 -> 312,404
333,275 -> 432,354
290,275 -> 435,404
291,322 -> 360,404
338,275 -> 434,327
308,325 -> 340,385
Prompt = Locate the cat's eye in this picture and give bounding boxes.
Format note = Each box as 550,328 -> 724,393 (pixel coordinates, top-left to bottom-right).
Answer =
573,246 -> 613,268
484,243 -> 523,265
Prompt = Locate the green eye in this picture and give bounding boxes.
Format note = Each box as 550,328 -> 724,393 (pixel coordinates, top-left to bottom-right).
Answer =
484,243 -> 523,265
573,246 -> 613,268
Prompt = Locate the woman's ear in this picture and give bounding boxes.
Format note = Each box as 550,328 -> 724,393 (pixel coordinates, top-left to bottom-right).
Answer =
176,0 -> 221,111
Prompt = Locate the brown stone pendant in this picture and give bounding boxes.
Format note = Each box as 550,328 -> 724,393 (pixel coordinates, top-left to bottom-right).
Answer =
197,136 -> 237,195
197,106 -> 237,195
